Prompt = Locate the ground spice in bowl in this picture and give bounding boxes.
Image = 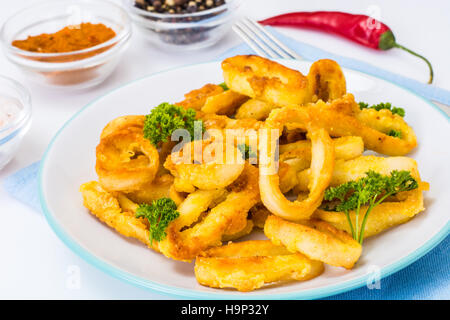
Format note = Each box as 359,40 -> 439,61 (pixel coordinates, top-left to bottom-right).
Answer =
2,0 -> 131,88
12,23 -> 115,53
10,23 -> 120,87
12,23 -> 116,63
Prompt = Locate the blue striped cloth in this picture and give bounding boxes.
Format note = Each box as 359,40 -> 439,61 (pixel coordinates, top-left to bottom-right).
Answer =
3,27 -> 449,299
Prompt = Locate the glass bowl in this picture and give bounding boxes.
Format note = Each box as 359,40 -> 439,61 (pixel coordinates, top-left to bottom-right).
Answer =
123,0 -> 242,51
0,0 -> 131,89
0,76 -> 32,170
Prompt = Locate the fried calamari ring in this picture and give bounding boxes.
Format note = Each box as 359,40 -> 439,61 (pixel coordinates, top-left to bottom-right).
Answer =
175,83 -> 224,110
200,111 -> 264,132
221,220 -> 254,242
222,55 -> 312,107
235,98 -> 275,120
264,215 -> 362,269
314,186 -> 427,239
201,90 -> 249,116
222,56 -> 347,108
159,164 -> 260,261
164,140 -> 245,192
260,107 -> 335,221
354,107 -> 417,154
296,155 -> 420,192
80,181 -> 158,250
305,95 -> 417,156
278,136 -> 364,192
280,136 -> 364,161
195,240 -> 324,292
124,174 -> 174,204
96,128 -> 159,191
100,115 -> 145,139
307,59 -> 346,102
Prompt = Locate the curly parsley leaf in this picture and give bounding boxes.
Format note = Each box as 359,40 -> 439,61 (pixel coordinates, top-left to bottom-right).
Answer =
135,198 -> 179,245
143,103 -> 204,147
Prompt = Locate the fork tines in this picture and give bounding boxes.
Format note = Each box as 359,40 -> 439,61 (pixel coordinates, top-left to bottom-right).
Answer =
232,17 -> 303,60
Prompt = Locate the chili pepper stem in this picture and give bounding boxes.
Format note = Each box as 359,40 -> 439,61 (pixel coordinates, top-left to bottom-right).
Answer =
393,43 -> 434,84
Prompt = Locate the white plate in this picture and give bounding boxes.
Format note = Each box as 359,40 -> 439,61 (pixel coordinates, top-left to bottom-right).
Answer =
39,60 -> 450,299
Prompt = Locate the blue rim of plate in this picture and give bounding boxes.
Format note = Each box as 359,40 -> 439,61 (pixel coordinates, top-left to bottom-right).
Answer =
39,60 -> 450,300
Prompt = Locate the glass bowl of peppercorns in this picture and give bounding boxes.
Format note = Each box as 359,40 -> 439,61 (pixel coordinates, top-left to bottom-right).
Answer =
123,0 -> 242,50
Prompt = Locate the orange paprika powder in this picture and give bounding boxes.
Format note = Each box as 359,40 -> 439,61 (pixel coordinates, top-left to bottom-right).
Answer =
12,22 -> 116,53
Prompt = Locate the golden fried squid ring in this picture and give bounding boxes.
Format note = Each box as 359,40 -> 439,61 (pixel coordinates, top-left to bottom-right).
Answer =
296,155 -> 420,192
280,136 -> 364,160
307,59 -> 347,101
201,90 -> 249,116
314,187 -> 427,239
305,95 -> 417,156
354,107 -> 417,153
199,112 -> 264,133
222,55 -> 312,107
164,140 -> 245,192
158,164 -> 260,261
260,107 -> 335,221
264,215 -> 362,269
96,128 -> 159,191
278,136 -> 364,192
124,174 -> 174,204
221,220 -> 254,242
79,181 -> 158,250
222,56 -> 346,107
235,98 -> 275,120
100,115 -> 145,139
195,240 -> 324,292
175,83 -> 224,110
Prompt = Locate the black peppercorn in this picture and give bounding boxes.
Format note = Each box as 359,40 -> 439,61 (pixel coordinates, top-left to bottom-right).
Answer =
134,0 -> 224,13
133,0 -> 228,45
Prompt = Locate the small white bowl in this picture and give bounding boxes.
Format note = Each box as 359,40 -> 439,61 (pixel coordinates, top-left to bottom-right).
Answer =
0,76 -> 32,170
0,0 -> 132,89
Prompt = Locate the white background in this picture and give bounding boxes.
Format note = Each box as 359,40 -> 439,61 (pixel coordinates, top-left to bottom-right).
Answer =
0,0 -> 448,299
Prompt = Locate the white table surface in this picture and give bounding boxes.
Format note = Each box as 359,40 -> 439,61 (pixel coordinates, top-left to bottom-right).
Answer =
0,0 -> 448,299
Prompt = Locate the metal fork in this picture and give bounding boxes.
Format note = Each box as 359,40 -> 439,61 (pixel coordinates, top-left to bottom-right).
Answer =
232,17 -> 303,60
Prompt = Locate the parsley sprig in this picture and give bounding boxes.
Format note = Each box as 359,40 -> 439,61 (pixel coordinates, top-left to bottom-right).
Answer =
324,170 -> 418,244
143,102 -> 204,147
135,198 -> 180,245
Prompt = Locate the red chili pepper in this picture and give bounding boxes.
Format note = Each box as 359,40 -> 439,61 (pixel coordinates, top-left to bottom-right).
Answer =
260,11 -> 434,84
